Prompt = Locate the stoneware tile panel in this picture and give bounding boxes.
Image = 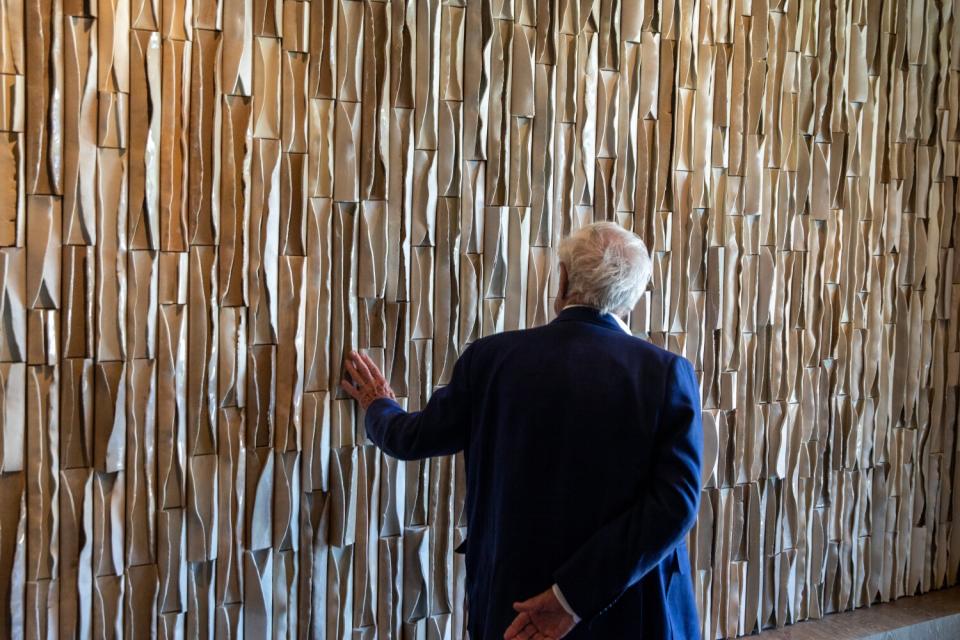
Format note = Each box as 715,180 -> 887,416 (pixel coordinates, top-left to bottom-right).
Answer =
0,1 -> 957,637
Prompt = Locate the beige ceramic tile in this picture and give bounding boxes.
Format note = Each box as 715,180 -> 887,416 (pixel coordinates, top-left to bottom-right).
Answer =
4,0 -> 960,636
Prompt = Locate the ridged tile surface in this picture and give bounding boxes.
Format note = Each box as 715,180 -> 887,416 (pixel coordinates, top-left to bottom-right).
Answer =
0,1 -> 958,638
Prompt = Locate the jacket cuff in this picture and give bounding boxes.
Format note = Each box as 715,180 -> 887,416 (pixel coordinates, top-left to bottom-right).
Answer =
367,396 -> 401,412
363,397 -> 402,440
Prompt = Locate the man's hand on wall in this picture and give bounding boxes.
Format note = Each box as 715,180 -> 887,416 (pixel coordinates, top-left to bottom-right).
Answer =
340,351 -> 397,410
503,589 -> 576,640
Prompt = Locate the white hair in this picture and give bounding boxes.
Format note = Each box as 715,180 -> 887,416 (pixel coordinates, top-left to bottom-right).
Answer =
557,222 -> 652,315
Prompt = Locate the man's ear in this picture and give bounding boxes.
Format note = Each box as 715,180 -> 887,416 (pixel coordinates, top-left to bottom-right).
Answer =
554,263 -> 569,315
558,263 -> 568,298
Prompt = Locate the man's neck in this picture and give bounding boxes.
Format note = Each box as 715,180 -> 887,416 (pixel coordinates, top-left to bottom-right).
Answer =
561,304 -> 632,335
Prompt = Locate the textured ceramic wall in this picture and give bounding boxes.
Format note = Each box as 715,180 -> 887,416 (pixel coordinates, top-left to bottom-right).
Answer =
0,0 -> 958,638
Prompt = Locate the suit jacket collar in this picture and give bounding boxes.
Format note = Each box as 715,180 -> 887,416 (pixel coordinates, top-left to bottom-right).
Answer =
552,305 -> 629,334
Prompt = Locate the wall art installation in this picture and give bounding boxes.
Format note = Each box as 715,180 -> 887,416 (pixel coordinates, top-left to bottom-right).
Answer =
0,0 -> 957,638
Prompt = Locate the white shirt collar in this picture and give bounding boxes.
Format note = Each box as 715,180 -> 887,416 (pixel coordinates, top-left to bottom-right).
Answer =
561,304 -> 632,335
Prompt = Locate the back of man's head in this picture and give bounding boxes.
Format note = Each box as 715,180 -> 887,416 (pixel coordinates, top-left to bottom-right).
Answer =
557,222 -> 652,316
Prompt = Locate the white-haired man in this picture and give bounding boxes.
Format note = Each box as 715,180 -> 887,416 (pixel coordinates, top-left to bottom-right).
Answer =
342,222 -> 703,639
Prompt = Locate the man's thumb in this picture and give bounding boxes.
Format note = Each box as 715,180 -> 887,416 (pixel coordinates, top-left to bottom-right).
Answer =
513,600 -> 532,612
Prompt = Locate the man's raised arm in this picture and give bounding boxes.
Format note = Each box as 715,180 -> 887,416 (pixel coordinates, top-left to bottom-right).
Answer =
341,349 -> 473,461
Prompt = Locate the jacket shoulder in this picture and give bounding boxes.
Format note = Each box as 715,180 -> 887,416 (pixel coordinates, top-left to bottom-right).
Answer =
468,324 -> 687,370
622,334 -> 683,366
462,327 -> 530,353
586,327 -> 686,370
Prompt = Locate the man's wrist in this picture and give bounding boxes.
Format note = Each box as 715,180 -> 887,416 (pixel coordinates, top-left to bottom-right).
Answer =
359,384 -> 396,410
551,584 -> 581,623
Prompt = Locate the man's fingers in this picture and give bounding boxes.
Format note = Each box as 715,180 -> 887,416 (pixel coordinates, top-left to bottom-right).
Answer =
513,598 -> 535,612
349,351 -> 376,382
360,352 -> 387,384
344,353 -> 366,378
343,357 -> 370,386
503,613 -> 529,639
516,626 -> 536,640
339,379 -> 360,401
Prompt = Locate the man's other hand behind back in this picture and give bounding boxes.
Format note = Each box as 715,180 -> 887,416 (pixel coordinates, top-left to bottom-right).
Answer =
504,588 -> 576,640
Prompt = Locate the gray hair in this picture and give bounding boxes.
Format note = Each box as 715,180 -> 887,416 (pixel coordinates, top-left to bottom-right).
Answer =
557,222 -> 652,315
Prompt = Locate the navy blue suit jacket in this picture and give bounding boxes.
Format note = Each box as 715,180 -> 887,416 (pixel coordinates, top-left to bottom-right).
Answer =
366,306 -> 703,639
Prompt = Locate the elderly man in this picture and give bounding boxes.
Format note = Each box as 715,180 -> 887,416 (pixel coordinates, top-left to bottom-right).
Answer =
341,222 -> 703,639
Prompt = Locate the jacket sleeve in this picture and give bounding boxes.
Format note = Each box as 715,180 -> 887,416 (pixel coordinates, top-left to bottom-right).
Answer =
364,344 -> 474,461
553,355 -> 703,620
